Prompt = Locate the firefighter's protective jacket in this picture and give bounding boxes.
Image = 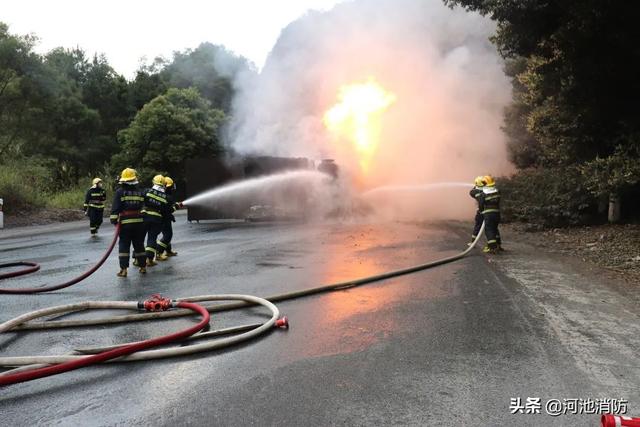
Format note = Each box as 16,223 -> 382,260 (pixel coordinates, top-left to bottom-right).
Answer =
84,186 -> 106,211
479,186 -> 501,215
110,185 -> 145,225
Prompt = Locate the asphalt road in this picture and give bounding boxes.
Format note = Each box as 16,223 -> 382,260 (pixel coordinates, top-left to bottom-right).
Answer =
0,218 -> 636,426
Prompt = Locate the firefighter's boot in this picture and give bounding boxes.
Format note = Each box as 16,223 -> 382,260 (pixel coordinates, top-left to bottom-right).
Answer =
117,268 -> 128,277
482,245 -> 498,254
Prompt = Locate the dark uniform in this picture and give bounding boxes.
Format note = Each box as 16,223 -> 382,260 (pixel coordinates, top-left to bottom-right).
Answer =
110,184 -> 147,270
469,186 -> 484,242
479,186 -> 502,251
84,186 -> 106,234
158,186 -> 177,256
143,186 -> 170,262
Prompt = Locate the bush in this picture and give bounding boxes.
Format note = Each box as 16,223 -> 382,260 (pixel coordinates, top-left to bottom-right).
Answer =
0,162 -> 51,214
0,160 -> 113,214
499,167 -> 597,227
48,186 -> 86,210
48,180 -> 113,211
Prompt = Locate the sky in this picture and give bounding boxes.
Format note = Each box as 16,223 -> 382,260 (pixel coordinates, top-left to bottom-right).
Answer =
1,0 -> 344,78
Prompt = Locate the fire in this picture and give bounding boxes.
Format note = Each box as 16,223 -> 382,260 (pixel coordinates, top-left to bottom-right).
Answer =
323,79 -> 396,173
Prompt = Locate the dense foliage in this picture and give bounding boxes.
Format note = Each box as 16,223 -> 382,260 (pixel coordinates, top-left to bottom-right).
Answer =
446,1 -> 640,223
113,88 -> 225,183
500,167 -> 596,227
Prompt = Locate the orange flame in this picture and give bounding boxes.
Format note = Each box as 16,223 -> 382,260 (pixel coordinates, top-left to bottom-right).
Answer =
323,79 -> 396,173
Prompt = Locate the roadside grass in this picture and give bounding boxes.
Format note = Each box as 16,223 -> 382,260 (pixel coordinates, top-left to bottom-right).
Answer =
48,185 -> 86,209
1,162 -> 112,214
0,162 -> 48,214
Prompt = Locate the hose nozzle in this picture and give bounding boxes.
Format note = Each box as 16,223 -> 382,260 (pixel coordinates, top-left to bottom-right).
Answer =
275,316 -> 289,328
177,202 -> 185,209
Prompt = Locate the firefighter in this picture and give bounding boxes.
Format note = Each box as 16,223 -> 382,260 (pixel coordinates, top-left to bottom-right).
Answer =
142,174 -> 170,266
468,176 -> 485,245
84,177 -> 106,236
478,175 -> 502,253
110,168 -> 147,277
157,176 -> 178,260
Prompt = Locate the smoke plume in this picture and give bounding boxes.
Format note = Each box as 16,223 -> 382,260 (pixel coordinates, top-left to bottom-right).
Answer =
226,0 -> 513,219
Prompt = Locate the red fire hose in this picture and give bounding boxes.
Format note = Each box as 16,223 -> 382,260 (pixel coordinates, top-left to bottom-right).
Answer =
0,224 -> 120,294
602,415 -> 640,427
0,299 -> 209,386
0,262 -> 40,279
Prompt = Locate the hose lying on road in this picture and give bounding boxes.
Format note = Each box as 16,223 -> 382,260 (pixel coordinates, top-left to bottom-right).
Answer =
0,224 -> 120,294
0,295 -> 285,385
0,223 -> 484,376
11,222 -> 486,331
0,300 -> 210,386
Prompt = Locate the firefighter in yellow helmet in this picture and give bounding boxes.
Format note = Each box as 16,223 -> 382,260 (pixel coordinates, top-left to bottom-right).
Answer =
157,176 -> 178,260
83,177 -> 106,236
468,176 -> 485,245
478,174 -> 503,253
110,168 -> 147,277
141,174 -> 171,266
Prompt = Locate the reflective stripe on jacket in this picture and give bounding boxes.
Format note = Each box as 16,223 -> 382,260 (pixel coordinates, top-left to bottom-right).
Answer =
110,185 -> 145,224
84,186 -> 107,209
143,186 -> 169,222
479,186 -> 501,214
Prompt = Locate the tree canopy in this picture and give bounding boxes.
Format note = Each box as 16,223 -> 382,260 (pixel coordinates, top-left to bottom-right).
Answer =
0,22 -> 251,190
112,88 -> 225,183
447,0 -> 640,221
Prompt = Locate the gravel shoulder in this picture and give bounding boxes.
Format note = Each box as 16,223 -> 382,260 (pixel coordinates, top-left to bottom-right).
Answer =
2,208 -> 86,228
503,222 -> 640,285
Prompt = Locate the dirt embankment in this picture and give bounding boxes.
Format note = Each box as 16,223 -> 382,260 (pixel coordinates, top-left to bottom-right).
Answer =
504,223 -> 640,284
3,208 -> 86,228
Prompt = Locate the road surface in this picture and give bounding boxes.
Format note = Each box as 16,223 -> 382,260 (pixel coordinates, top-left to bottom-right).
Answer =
1,218 -> 638,426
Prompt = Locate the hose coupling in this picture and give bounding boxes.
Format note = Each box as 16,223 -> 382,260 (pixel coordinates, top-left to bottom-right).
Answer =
275,316 -> 289,328
138,294 -> 174,312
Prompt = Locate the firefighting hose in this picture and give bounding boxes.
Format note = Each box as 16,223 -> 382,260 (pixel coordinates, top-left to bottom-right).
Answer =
0,222 -> 484,386
0,224 -> 121,294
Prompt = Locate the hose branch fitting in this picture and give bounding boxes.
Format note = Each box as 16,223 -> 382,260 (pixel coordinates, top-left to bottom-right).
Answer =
138,294 -> 174,312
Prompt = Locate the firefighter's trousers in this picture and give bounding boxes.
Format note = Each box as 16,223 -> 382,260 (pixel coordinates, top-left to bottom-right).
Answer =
88,208 -> 103,234
118,223 -> 147,269
484,212 -> 501,249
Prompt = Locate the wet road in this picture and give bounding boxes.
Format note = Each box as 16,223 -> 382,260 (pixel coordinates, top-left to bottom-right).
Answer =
0,218 -> 635,426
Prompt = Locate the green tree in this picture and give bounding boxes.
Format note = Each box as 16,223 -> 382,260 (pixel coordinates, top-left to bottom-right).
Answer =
128,58 -> 168,111
0,23 -> 45,157
45,47 -> 88,88
160,42 -> 251,112
15,46 -> 108,184
82,54 -> 131,136
447,0 -> 640,220
24,95 -> 102,184
113,87 -> 225,183
502,57 -> 539,168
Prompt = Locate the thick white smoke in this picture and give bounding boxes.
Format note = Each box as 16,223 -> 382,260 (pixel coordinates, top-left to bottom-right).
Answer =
225,0 -> 513,219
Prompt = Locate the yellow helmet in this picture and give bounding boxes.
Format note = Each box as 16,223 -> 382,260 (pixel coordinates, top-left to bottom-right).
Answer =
474,176 -> 485,187
92,177 -> 102,186
483,175 -> 495,187
152,174 -> 165,186
164,177 -> 174,188
119,168 -> 137,183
